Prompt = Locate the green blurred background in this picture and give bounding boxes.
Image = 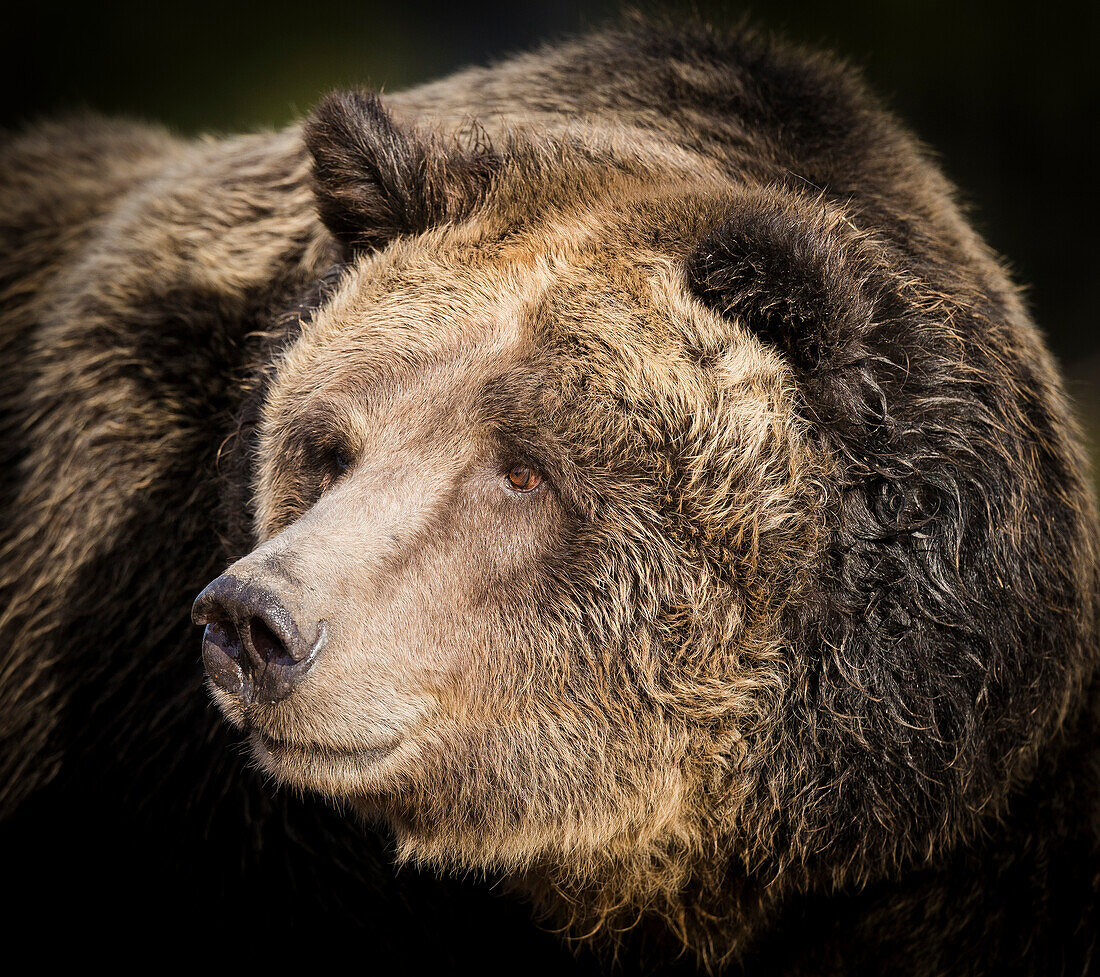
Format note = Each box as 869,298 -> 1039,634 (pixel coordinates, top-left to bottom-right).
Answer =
5,0 -> 1097,477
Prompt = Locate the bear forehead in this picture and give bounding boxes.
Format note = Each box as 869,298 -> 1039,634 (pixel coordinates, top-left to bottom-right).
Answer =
269,206 -> 785,426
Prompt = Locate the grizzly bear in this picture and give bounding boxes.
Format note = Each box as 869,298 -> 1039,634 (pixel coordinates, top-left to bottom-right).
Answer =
2,15 -> 1097,975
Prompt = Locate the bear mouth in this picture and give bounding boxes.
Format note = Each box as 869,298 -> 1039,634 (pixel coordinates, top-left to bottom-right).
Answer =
252,729 -> 400,766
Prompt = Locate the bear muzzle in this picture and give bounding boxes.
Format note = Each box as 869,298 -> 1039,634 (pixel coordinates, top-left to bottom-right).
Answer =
192,574 -> 328,705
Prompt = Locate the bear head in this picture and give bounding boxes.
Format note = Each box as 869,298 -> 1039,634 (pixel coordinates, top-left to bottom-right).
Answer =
193,91 -> 1099,961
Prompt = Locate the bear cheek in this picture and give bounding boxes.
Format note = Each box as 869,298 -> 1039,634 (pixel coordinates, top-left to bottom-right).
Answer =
339,555 -> 528,711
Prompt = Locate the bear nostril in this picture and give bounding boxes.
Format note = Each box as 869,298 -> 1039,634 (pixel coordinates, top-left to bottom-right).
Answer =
248,616 -> 292,667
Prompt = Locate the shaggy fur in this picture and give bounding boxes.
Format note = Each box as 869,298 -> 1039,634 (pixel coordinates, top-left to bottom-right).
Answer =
2,16 -> 1097,974
0,112 -> 590,975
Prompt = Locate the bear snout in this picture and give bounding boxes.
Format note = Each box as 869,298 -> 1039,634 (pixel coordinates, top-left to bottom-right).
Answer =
192,574 -> 328,705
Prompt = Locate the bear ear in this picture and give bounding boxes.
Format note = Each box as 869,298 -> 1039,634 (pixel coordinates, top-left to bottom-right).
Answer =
685,190 -> 895,378
303,90 -> 499,253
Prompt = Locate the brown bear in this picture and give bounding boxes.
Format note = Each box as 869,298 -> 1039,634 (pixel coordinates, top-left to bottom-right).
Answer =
3,14 -> 1098,975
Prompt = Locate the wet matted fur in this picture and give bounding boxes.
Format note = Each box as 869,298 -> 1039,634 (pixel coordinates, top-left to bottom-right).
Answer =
2,15 -> 1098,975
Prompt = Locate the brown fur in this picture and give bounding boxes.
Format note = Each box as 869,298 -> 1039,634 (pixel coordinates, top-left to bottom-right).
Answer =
2,15 -> 1097,974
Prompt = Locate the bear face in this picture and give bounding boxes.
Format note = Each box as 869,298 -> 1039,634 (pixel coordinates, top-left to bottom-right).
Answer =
200,114 -> 824,879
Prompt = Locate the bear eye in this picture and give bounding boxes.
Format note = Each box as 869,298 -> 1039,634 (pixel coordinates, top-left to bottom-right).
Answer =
332,446 -> 354,474
505,464 -> 542,493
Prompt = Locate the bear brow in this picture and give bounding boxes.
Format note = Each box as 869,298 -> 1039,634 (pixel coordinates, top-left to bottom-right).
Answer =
279,399 -> 353,453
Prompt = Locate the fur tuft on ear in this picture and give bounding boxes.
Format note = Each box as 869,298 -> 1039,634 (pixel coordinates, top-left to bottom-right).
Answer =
303,90 -> 499,253
686,189 -> 892,374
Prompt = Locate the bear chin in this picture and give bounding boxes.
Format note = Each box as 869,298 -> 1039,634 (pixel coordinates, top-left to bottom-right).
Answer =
247,727 -> 411,796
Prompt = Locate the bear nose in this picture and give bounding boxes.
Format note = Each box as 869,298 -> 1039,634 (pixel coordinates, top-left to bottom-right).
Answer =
191,575 -> 327,705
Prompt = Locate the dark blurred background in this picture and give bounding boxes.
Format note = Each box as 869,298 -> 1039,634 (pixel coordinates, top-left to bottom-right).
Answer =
5,0 -> 1097,473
